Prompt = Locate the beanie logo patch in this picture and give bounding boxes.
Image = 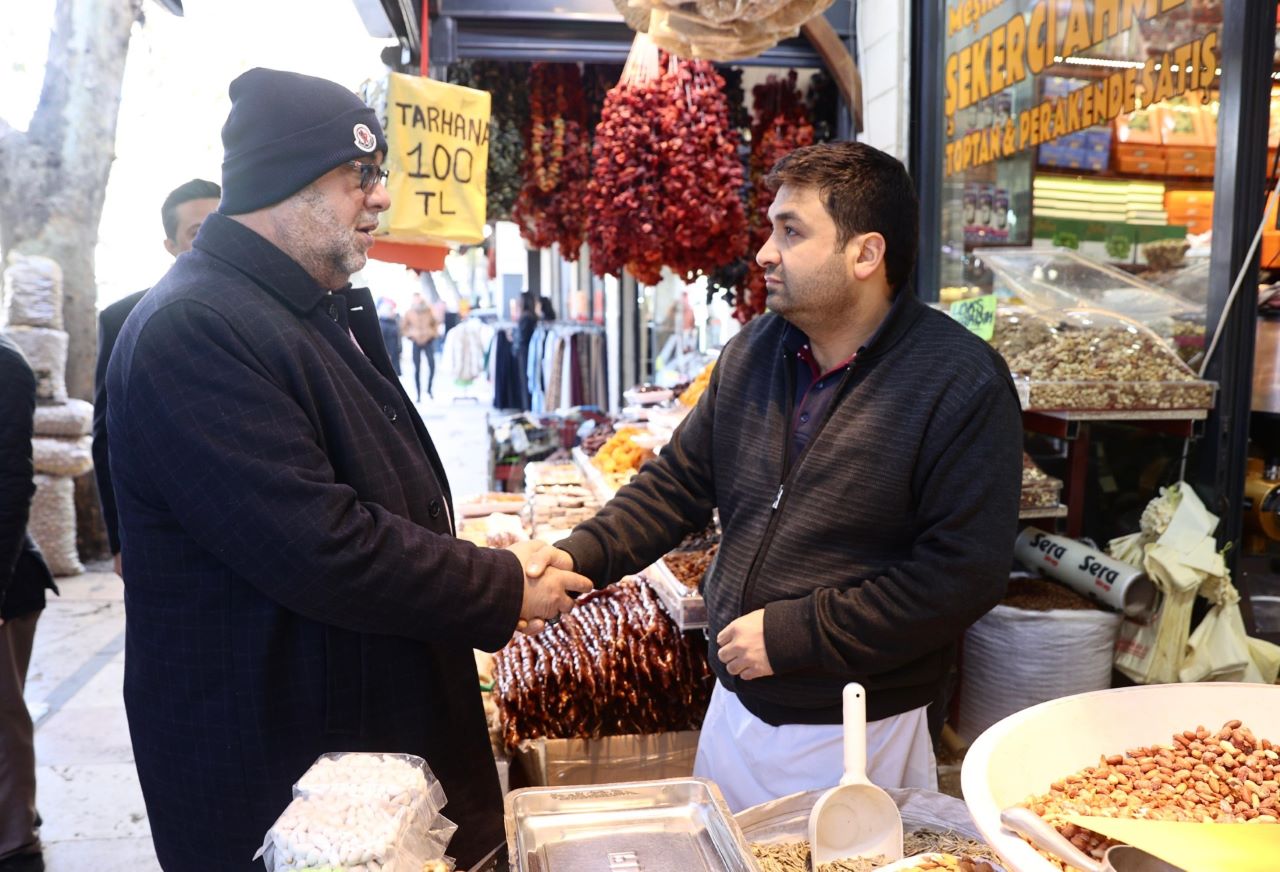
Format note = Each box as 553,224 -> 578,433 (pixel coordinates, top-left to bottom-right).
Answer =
353,123 -> 377,153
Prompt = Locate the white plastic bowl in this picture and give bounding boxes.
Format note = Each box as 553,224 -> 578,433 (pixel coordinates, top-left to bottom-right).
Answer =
961,682 -> 1280,872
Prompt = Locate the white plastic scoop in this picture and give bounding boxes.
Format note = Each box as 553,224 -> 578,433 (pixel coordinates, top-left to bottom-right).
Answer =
807,683 -> 904,868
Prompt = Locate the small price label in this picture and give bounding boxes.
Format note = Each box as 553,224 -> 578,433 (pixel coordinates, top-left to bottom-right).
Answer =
949,294 -> 997,341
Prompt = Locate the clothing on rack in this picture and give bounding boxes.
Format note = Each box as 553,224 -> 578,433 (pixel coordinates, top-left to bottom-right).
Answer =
443,318 -> 488,384
525,323 -> 608,413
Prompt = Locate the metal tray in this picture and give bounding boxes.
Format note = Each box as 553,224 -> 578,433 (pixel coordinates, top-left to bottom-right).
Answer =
505,778 -> 758,872
645,560 -> 707,631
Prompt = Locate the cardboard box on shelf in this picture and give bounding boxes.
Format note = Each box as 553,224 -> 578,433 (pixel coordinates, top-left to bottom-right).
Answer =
512,730 -> 700,787
1114,150 -> 1167,176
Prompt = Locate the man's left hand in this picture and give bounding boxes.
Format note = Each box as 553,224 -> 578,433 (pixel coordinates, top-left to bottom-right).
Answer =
716,609 -> 773,681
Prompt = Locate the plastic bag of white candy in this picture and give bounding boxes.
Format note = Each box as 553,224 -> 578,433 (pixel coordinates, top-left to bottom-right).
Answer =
256,753 -> 455,871
255,793 -> 456,871
293,753 -> 447,822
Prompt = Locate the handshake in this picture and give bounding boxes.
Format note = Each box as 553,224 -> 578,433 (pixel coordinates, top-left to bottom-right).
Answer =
505,540 -> 592,635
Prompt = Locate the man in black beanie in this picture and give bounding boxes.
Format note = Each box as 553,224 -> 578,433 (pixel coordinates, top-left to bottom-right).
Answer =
106,67 -> 589,871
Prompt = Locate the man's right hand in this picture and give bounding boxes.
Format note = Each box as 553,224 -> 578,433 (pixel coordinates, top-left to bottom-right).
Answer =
506,540 -> 591,634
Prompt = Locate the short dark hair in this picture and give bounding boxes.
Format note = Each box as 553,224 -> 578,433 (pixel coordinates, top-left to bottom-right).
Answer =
161,179 -> 221,241
765,142 -> 918,292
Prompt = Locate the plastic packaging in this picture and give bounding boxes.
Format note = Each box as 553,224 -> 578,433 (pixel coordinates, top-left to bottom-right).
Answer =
258,753 -> 456,871
293,752 -> 447,824
4,325 -> 68,403
33,399 -> 93,438
2,253 -> 63,330
957,604 -> 1122,744
982,247 -> 1202,346
32,435 -> 93,477
255,793 -> 454,872
28,473 -> 81,576
1013,527 -> 1157,616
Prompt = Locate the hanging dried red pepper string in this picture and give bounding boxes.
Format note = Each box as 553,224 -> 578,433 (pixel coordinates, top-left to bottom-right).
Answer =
513,63 -> 591,260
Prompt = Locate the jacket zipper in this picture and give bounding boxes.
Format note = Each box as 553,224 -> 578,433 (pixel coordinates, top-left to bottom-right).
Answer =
735,357 -> 860,621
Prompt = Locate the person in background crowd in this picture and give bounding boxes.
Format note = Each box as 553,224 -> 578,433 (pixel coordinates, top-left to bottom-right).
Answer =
538,295 -> 556,322
92,179 -> 221,576
530,141 -> 1022,811
106,68 -> 591,870
400,291 -> 441,402
377,295 -> 402,375
0,333 -> 58,872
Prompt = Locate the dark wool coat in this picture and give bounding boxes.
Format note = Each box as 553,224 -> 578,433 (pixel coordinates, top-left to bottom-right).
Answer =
107,213 -> 522,870
560,292 -> 1024,725
0,333 -> 55,620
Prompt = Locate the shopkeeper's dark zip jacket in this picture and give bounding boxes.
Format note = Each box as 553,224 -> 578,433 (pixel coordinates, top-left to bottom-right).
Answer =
558,291 -> 1023,725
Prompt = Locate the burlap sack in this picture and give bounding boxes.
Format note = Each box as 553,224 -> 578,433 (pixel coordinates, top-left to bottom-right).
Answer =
33,399 -> 94,437
29,473 -> 82,577
33,436 -> 94,477
3,326 -> 69,402
3,253 -> 63,329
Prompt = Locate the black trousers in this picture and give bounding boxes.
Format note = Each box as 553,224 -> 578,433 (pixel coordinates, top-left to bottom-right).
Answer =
412,339 -> 437,399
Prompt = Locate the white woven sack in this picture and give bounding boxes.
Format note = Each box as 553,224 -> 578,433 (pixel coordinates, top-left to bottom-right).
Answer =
33,436 -> 93,477
33,399 -> 93,437
3,326 -> 68,402
29,473 -> 82,577
957,604 -> 1122,744
3,253 -> 63,329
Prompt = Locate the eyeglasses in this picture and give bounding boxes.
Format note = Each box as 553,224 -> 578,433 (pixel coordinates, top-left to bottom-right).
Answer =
345,161 -> 389,194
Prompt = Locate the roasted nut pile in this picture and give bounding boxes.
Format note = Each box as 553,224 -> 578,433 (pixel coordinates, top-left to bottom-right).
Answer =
1002,577 -> 1100,612
1021,453 -> 1062,510
1025,720 -> 1280,866
992,309 -> 1215,411
492,579 -> 713,750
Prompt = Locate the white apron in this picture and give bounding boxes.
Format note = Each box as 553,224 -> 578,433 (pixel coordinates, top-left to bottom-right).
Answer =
692,682 -> 938,813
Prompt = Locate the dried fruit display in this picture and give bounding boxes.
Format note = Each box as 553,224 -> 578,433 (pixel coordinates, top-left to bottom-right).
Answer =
491,578 -> 713,750
1022,720 -> 1280,866
512,63 -> 591,259
587,43 -> 748,285
447,61 -> 529,222
1021,452 -> 1062,510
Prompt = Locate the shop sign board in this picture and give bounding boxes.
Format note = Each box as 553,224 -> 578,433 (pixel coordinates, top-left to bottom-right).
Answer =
379,72 -> 491,244
942,0 -> 1219,177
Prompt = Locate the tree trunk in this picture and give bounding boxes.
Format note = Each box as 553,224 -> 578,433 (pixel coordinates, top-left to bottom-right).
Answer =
0,0 -> 142,402
0,0 -> 142,563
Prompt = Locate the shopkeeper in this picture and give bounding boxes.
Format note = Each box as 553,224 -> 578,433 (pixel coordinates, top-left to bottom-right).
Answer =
106,68 -> 591,870
541,142 -> 1023,811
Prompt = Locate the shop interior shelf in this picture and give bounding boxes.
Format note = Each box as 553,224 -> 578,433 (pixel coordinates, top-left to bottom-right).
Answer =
1018,505 -> 1069,521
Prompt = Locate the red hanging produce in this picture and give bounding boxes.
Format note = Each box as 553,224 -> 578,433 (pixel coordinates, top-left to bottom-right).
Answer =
513,63 -> 592,261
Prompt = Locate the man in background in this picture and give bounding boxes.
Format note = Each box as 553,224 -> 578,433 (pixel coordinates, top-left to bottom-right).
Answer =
92,179 -> 220,573
0,333 -> 58,872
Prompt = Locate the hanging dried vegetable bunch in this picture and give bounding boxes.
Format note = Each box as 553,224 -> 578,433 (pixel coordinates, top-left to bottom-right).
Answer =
513,63 -> 591,259
656,55 -> 749,281
733,69 -> 815,323
447,60 -> 530,222
586,33 -> 668,283
587,34 -> 748,285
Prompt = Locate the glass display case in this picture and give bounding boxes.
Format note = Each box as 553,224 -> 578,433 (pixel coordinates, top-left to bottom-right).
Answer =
991,306 -> 1216,413
979,248 -> 1205,352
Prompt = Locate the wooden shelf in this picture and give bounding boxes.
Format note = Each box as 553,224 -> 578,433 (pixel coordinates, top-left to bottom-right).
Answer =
1037,169 -> 1214,187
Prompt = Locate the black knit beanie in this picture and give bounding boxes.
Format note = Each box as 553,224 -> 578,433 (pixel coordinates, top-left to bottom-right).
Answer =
218,67 -> 388,215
